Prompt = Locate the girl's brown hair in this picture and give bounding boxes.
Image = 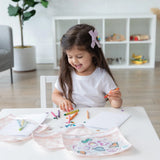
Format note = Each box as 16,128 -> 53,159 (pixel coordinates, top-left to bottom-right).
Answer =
59,24 -> 116,104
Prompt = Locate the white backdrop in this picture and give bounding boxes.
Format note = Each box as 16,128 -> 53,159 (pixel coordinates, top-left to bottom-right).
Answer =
0,0 -> 160,63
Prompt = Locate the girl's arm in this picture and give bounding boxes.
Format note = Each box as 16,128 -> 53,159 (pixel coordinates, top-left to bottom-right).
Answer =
108,90 -> 122,108
52,88 -> 73,112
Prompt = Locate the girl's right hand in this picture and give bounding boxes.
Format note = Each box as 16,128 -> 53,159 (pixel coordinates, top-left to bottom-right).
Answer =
59,98 -> 73,112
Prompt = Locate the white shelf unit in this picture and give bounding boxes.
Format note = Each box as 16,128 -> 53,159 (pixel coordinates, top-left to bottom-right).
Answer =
52,14 -> 156,69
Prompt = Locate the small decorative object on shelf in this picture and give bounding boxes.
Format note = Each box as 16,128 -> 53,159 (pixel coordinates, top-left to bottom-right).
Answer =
131,53 -> 148,65
106,58 -> 114,64
106,57 -> 122,65
151,8 -> 160,19
130,34 -> 150,41
105,33 -> 125,41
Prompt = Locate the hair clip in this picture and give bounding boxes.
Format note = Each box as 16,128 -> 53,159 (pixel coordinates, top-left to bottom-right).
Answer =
88,29 -> 101,48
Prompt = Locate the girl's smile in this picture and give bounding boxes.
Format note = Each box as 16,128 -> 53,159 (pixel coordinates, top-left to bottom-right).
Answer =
66,46 -> 95,76
74,64 -> 82,70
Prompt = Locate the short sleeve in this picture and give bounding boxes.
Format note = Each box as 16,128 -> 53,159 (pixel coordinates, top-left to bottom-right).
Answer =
101,71 -> 117,95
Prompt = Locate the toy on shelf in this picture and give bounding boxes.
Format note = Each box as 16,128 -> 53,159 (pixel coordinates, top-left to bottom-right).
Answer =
105,33 -> 125,41
131,53 -> 148,65
130,34 -> 150,41
106,57 -> 123,65
151,8 -> 160,19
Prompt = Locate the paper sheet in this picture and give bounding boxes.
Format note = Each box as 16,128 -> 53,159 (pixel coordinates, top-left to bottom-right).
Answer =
85,108 -> 131,130
0,113 -> 48,137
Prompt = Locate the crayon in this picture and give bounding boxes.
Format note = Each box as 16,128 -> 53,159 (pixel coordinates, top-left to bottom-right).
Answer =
86,110 -> 89,119
20,119 -> 25,126
64,109 -> 79,116
70,111 -> 78,120
51,111 -> 57,119
77,151 -> 86,154
17,120 -> 22,127
19,121 -> 28,131
58,110 -> 60,118
104,88 -> 120,99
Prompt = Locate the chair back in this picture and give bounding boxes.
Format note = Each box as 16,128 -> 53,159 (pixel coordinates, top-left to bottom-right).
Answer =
0,25 -> 14,83
40,75 -> 58,108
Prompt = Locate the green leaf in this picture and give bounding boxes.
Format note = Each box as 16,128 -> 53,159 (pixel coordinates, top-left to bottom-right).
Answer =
23,10 -> 36,21
41,0 -> 48,8
8,5 -> 21,16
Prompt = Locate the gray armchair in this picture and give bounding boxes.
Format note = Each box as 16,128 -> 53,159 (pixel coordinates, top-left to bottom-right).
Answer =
0,25 -> 14,84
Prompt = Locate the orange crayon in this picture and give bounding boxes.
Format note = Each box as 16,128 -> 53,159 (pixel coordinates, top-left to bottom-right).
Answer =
86,110 -> 89,119
70,112 -> 78,120
104,88 -> 120,99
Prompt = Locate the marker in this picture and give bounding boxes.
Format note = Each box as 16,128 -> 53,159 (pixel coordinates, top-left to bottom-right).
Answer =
51,111 -> 57,119
86,110 -> 89,119
64,109 -> 79,116
70,111 -> 78,120
104,88 -> 120,99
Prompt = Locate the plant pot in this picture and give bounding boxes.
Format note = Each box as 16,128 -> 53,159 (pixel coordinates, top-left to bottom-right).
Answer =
13,46 -> 36,72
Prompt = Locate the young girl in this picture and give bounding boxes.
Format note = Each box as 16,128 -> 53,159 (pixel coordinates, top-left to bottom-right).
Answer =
52,24 -> 122,112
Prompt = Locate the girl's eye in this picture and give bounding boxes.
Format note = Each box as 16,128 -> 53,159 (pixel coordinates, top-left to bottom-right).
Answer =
68,56 -> 72,59
77,56 -> 83,58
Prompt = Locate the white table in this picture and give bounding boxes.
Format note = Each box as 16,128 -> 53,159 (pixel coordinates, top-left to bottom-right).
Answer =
0,107 -> 160,160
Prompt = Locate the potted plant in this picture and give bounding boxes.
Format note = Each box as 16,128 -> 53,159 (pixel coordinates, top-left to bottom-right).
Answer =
8,0 -> 49,71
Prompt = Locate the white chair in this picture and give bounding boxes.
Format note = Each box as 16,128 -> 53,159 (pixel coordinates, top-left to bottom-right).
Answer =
40,75 -> 58,108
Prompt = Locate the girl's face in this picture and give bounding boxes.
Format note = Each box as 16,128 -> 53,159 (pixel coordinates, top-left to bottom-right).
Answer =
66,46 -> 95,76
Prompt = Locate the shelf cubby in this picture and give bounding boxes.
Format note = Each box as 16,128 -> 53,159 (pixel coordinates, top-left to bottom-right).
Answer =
53,14 -> 156,69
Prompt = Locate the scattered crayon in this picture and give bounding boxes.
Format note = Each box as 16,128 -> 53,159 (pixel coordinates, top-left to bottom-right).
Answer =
58,110 -> 60,118
51,111 -> 57,119
19,121 -> 28,131
64,109 -> 79,116
17,120 -> 22,127
70,112 -> 78,120
86,110 -> 89,119
77,151 -> 86,155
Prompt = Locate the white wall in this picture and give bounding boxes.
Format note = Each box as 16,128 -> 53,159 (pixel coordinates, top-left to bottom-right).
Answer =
0,0 -> 160,63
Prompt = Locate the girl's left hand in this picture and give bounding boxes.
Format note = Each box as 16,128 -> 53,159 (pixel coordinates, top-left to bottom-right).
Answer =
108,89 -> 121,100
108,89 -> 122,108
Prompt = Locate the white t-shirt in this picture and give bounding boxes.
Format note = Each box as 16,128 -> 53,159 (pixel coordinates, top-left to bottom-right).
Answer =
55,67 -> 117,108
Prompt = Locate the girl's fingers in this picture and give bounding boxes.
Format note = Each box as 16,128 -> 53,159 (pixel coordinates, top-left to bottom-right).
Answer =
59,101 -> 73,112
108,91 -> 121,99
59,103 -> 66,112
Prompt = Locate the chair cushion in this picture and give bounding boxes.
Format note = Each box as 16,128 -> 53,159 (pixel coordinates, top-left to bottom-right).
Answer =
0,48 -> 11,71
0,49 -> 9,55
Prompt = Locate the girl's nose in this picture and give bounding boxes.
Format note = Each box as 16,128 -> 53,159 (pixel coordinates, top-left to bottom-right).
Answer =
73,57 -> 78,64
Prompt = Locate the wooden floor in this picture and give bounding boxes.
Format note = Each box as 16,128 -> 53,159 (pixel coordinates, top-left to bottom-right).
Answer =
0,63 -> 160,138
